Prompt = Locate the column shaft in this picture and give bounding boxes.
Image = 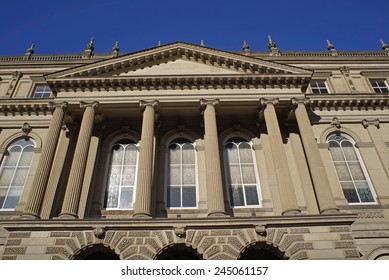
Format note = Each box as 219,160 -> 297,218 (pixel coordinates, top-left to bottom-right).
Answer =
22,102 -> 67,219
201,99 -> 226,216
293,98 -> 338,213
261,99 -> 300,215
133,100 -> 158,217
59,102 -> 98,218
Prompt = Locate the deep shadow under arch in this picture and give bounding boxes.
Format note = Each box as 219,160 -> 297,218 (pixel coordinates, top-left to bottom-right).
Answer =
238,242 -> 287,260
74,244 -> 120,260
155,244 -> 202,260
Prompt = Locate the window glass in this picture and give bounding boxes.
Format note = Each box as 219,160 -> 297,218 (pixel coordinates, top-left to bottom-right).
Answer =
224,138 -> 260,207
0,139 -> 35,210
327,134 -> 375,204
166,140 -> 197,208
33,85 -> 52,98
310,81 -> 329,94
105,140 -> 138,209
370,80 -> 389,93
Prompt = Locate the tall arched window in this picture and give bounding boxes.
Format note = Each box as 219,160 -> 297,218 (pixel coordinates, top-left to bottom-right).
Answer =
105,139 -> 138,209
166,138 -> 197,208
224,137 -> 261,207
0,138 -> 35,210
327,134 -> 375,204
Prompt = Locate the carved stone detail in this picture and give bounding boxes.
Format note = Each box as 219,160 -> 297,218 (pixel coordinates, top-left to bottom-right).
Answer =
199,237 -> 215,252
279,235 -> 304,252
204,245 -> 220,258
153,231 -> 168,246
9,232 -> 30,238
334,241 -> 355,249
72,232 -> 85,247
145,238 -> 160,252
266,228 -> 276,243
192,231 -> 208,247
340,234 -> 353,240
128,231 -> 151,237
46,246 -> 72,259
227,236 -> 245,250
6,239 -> 22,246
274,229 -> 288,246
288,242 -> 313,256
291,251 -> 308,260
55,238 -> 79,253
2,256 -> 17,260
357,211 -> 384,219
111,232 -> 127,247
209,253 -> 235,260
329,226 -> 350,232
186,230 -> 195,243
210,229 -> 231,236
165,231 -> 174,244
122,246 -> 138,259
174,226 -> 186,238
344,249 -> 360,258
222,244 -> 239,258
290,228 -> 310,234
3,247 -> 26,255
255,225 -> 267,237
93,227 -> 106,239
330,117 -> 341,129
138,246 -> 154,259
117,238 -> 135,252
50,232 -> 71,238
85,232 -> 93,245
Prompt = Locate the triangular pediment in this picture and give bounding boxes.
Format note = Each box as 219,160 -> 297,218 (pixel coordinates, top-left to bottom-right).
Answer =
46,42 -> 312,90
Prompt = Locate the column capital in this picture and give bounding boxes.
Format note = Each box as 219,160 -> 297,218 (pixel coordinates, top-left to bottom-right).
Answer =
291,97 -> 310,107
362,119 -> 380,129
48,101 -> 68,111
200,98 -> 219,108
80,101 -> 99,110
139,100 -> 159,109
259,98 -> 279,108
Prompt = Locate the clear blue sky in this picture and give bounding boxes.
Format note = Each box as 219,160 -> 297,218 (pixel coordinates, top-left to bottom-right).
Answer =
1,0 -> 389,56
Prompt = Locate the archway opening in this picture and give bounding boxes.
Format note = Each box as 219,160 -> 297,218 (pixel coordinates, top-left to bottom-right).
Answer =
155,244 -> 202,260
238,242 -> 286,260
74,244 -> 120,260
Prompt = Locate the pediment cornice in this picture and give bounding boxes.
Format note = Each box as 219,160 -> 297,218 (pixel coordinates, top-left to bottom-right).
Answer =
45,42 -> 312,90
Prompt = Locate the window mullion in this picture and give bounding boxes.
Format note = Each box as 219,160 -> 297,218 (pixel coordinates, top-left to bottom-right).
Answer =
340,140 -> 362,203
237,143 -> 247,206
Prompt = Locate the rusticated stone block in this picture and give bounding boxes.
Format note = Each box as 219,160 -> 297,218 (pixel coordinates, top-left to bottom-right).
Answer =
117,238 -> 135,252
111,232 -> 127,247
199,237 -> 215,252
227,236 -> 244,250
128,231 -> 150,237
2,255 -> 17,260
55,238 -> 78,252
329,226 -> 350,232
50,232 -> 71,238
274,229 -> 288,246
4,247 -> 26,255
204,245 -> 220,258
122,246 -> 137,259
209,253 -> 235,260
139,246 -> 154,259
9,232 -> 30,238
279,235 -> 304,251
334,241 -> 355,249
288,242 -> 313,256
6,239 -> 22,246
193,231 -> 208,247
46,246 -> 72,259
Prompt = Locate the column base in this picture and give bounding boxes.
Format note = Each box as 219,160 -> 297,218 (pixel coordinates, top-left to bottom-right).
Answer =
207,210 -> 229,217
20,212 -> 40,220
320,207 -> 340,214
281,209 -> 301,215
57,213 -> 78,219
133,212 -> 152,219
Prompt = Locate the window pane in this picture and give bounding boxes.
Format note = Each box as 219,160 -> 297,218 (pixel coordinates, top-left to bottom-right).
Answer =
230,186 -> 244,207
107,186 -> 119,208
334,162 -> 352,181
119,187 -> 133,208
245,185 -> 259,206
111,146 -> 123,165
3,186 -> 23,209
19,146 -> 34,166
328,141 -> 344,161
0,168 -> 14,186
108,166 -> 121,186
341,141 -> 358,161
122,166 -> 136,186
348,162 -> 366,181
168,165 -> 180,185
168,144 -> 181,164
225,143 -> 239,163
0,187 -> 6,208
167,186 -> 181,207
355,182 -> 374,202
5,146 -> 22,166
12,167 -> 29,186
182,186 -> 196,207
227,165 -> 241,185
341,182 -> 359,203
182,165 -> 195,185
241,165 -> 256,184
124,145 -> 137,165
182,143 -> 195,164
239,143 -> 253,163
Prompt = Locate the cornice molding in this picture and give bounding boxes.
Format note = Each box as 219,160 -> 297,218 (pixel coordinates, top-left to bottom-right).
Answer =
0,102 -> 51,116
309,94 -> 389,111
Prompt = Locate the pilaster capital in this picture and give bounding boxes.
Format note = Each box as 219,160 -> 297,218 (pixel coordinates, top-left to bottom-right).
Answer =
80,101 -> 99,111
139,100 -> 159,110
48,101 -> 68,111
200,98 -> 219,109
362,119 -> 380,129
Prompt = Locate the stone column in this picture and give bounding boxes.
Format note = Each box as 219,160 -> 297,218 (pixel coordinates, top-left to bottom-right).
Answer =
260,98 -> 300,215
133,100 -> 158,218
59,101 -> 98,219
21,101 -> 68,219
362,119 -> 389,178
200,98 -> 226,216
292,98 -> 338,213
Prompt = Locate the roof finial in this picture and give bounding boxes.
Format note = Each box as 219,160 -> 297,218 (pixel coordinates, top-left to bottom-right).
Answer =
326,39 -> 338,56
24,43 -> 35,59
380,39 -> 389,52
243,40 -> 250,53
267,35 -> 280,56
157,40 -> 162,47
200,40 -> 205,46
83,37 -> 95,58
112,41 -> 120,57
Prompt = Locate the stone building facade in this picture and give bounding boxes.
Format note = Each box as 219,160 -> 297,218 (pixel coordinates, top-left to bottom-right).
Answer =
0,39 -> 389,260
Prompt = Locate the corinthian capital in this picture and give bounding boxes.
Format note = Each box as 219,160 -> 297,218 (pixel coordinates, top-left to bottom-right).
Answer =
48,101 -> 68,111
139,100 -> 159,109
80,101 -> 99,111
291,97 -> 310,107
200,98 -> 219,108
259,98 -> 279,108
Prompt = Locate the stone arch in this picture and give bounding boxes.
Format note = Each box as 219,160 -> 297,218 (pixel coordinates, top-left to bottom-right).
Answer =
320,126 -> 362,144
238,241 -> 287,260
365,246 -> 389,260
155,243 -> 202,260
219,127 -> 258,147
73,244 -> 120,260
159,128 -> 200,149
0,131 -> 42,150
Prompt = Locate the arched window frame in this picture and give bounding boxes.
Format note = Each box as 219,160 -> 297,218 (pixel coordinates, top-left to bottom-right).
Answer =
327,133 -> 376,205
223,137 -> 262,208
0,138 -> 35,210
165,138 -> 198,209
104,139 -> 139,210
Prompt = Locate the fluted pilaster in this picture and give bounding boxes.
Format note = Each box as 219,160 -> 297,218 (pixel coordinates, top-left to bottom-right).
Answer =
200,98 -> 226,216
21,102 -> 68,219
260,98 -> 300,215
59,101 -> 98,219
133,100 -> 158,218
292,98 -> 338,213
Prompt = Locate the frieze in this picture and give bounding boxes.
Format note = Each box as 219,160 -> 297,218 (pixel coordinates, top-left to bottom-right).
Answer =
9,232 -> 30,238
288,242 -> 313,256
50,232 -> 71,238
334,241 -> 355,249
117,238 -> 134,252
6,239 -> 22,246
139,246 -> 154,259
3,247 -> 26,255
